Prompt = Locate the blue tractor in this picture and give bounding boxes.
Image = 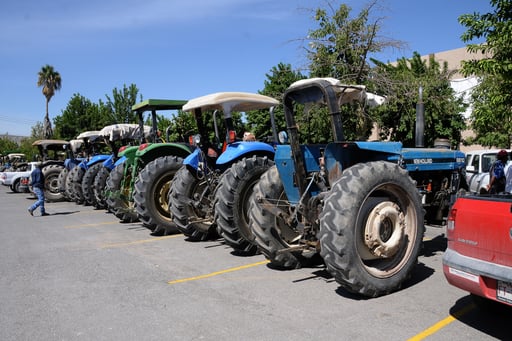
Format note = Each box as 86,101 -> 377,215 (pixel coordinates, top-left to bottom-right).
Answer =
249,78 -> 466,297
168,92 -> 279,243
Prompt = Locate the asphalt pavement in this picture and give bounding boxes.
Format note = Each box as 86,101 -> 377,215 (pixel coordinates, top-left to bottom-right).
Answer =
0,186 -> 510,341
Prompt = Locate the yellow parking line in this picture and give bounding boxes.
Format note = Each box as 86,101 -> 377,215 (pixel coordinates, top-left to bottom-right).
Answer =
168,260 -> 270,285
64,221 -> 120,229
101,234 -> 183,248
407,303 -> 475,340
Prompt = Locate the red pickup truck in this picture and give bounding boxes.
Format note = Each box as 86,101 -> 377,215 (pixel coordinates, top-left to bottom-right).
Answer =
443,194 -> 512,308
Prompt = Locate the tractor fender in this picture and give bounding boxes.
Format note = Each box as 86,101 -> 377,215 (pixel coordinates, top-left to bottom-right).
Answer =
112,156 -> 127,168
136,143 -> 192,164
86,154 -> 110,167
216,142 -> 274,166
183,149 -> 200,170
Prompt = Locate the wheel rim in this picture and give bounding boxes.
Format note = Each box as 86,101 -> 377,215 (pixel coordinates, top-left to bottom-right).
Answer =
153,175 -> 173,219
356,184 -> 418,278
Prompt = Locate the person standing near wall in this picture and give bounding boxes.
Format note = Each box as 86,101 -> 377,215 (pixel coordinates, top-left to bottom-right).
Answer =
28,163 -> 49,216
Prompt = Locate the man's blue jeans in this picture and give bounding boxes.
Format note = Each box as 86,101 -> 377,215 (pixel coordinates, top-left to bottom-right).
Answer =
29,187 -> 46,214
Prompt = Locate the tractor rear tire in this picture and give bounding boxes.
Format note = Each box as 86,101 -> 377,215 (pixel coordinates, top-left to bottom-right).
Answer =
106,163 -> 138,223
319,161 -> 424,297
82,163 -> 102,206
57,168 -> 69,200
249,166 -> 309,269
43,164 -> 65,202
134,155 -> 183,235
215,156 -> 273,255
168,166 -> 218,241
93,166 -> 110,210
66,166 -> 79,202
71,167 -> 86,204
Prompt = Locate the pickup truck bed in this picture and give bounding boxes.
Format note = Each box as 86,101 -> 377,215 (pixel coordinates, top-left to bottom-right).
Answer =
443,194 -> 512,308
0,162 -> 37,193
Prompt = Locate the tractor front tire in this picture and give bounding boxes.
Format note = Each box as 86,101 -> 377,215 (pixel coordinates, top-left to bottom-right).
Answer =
106,163 -> 138,223
215,156 -> 273,255
168,166 -> 217,241
93,166 -> 110,209
82,163 -> 103,206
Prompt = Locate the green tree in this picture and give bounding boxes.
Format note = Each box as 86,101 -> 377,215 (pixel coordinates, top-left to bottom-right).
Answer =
54,94 -> 110,141
105,84 -> 142,124
459,0 -> 512,147
371,52 -> 466,147
245,63 -> 306,141
0,137 -> 19,154
37,65 -> 62,139
300,0 -> 403,141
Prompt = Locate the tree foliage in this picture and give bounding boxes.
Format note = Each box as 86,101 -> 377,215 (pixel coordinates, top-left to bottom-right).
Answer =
105,84 -> 142,124
52,84 -> 142,141
299,0 -> 403,142
371,53 -> 467,148
54,94 -> 110,140
246,62 -> 305,141
459,0 -> 512,148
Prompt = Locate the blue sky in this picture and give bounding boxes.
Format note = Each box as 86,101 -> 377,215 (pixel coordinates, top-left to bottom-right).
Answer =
0,0 -> 493,137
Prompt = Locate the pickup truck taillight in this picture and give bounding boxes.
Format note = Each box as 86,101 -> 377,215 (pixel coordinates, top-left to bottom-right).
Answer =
447,208 -> 456,231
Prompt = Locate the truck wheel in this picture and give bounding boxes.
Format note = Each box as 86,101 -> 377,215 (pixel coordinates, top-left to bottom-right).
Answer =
106,163 -> 138,223
43,164 -> 65,202
134,156 -> 183,235
12,178 -> 21,193
93,166 -> 110,209
82,163 -> 102,206
71,167 -> 86,204
57,168 -> 69,200
215,156 -> 273,255
319,161 -> 424,297
249,165 -> 308,268
168,166 -> 218,241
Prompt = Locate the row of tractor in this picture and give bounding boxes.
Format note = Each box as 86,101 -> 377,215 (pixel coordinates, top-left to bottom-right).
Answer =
48,77 -> 467,297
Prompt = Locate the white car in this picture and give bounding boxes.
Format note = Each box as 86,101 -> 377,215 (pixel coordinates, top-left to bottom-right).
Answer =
465,149 -> 511,194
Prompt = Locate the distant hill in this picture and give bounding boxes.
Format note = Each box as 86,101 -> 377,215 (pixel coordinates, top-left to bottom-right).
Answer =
0,134 -> 28,146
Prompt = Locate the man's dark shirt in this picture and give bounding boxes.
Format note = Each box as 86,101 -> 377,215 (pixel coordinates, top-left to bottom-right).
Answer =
30,167 -> 45,189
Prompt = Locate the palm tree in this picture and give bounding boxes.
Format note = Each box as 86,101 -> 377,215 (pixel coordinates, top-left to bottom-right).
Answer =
37,65 -> 62,139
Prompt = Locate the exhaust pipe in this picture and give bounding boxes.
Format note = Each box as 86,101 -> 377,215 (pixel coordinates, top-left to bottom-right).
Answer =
415,86 -> 425,148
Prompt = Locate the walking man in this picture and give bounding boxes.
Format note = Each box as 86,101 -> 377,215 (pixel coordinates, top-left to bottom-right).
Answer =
28,163 -> 49,216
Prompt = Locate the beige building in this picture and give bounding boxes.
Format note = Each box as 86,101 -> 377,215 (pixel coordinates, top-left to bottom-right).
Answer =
373,47 -> 489,152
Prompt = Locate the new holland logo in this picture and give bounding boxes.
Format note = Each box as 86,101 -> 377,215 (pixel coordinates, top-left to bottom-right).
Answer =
413,158 -> 433,164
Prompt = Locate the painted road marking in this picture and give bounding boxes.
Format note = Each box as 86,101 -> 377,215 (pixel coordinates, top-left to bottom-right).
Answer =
407,303 -> 475,340
101,234 -> 183,248
168,260 -> 270,285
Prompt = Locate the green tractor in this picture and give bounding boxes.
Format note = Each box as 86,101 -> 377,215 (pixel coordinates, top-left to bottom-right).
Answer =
106,99 -> 194,234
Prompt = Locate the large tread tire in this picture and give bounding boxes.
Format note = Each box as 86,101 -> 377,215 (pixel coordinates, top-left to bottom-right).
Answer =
248,165 -> 308,269
71,167 -> 86,204
42,164 -> 65,202
106,163 -> 138,223
81,163 -> 102,206
319,161 -> 424,297
93,166 -> 110,209
57,168 -> 69,200
168,166 -> 217,241
215,156 -> 274,255
66,166 -> 79,202
134,156 -> 183,235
